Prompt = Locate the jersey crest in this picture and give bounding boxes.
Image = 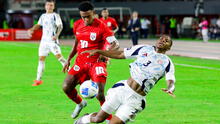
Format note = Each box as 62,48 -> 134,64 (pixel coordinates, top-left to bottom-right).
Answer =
90,32 -> 96,41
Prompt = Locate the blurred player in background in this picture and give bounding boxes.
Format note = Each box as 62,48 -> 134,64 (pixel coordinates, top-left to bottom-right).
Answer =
100,8 -> 118,33
75,35 -> 176,124
62,1 -> 119,119
28,0 -> 67,86
100,8 -> 119,64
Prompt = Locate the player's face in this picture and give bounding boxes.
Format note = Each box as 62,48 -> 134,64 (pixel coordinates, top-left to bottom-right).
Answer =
80,10 -> 94,26
101,10 -> 109,18
45,2 -> 55,13
156,36 -> 172,51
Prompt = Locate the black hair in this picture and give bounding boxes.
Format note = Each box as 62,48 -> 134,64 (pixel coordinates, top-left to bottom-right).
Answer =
102,8 -> 107,11
46,0 -> 55,3
78,1 -> 94,11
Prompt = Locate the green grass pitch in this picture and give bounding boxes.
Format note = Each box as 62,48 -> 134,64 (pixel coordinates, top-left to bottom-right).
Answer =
0,42 -> 220,124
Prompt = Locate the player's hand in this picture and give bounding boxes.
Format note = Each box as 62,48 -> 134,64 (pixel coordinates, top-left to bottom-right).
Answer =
63,61 -> 70,73
161,88 -> 176,98
81,50 -> 99,57
27,29 -> 33,37
52,36 -> 58,41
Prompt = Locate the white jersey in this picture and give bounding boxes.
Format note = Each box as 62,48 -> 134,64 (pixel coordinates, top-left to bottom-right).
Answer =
124,45 -> 175,93
38,12 -> 62,43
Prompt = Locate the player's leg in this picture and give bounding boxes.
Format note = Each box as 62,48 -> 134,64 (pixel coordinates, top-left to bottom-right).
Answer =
63,64 -> 89,118
33,56 -> 46,86
91,62 -> 107,105
33,43 -> 49,86
74,82 -> 122,124
50,43 -> 67,66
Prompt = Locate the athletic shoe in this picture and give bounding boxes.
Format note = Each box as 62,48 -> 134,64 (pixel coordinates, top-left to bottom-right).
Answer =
32,80 -> 43,86
71,100 -> 87,119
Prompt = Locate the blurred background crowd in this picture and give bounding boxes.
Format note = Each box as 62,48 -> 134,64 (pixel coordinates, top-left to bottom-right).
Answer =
1,0 -> 220,41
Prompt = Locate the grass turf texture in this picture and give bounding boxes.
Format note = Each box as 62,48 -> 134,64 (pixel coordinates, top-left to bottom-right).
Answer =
0,42 -> 220,124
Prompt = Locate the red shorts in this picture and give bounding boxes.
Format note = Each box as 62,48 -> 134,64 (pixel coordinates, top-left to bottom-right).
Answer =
68,61 -> 107,84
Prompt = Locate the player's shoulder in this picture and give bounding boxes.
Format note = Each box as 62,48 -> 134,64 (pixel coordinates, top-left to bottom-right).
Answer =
40,13 -> 46,17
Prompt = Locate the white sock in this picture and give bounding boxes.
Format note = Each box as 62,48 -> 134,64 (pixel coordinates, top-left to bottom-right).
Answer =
81,114 -> 91,123
58,56 -> 67,67
36,61 -> 45,81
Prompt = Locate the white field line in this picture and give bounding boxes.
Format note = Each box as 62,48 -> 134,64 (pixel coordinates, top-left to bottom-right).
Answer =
175,63 -> 220,71
0,42 -> 71,52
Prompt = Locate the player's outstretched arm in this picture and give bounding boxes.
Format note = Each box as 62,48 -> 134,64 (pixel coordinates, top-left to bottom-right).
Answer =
82,49 -> 125,59
161,80 -> 176,98
62,40 -> 78,73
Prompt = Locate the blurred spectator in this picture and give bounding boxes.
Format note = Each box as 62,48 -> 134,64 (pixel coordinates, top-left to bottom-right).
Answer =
127,11 -> 141,45
117,19 -> 126,38
162,16 -> 170,35
169,17 -> 178,38
140,17 -> 151,38
216,16 -> 220,39
210,17 -> 217,39
199,17 -> 209,42
191,18 -> 199,39
3,19 -> 8,29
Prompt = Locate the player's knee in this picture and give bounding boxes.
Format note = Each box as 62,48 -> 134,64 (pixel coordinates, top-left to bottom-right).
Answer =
39,56 -> 46,61
56,54 -> 62,59
62,80 -> 71,93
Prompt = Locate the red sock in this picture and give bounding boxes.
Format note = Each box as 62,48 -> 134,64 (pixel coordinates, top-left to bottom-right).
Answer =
99,101 -> 105,106
67,88 -> 82,104
107,114 -> 112,120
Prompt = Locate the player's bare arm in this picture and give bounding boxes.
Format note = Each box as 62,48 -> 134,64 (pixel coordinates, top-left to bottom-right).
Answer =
113,26 -> 119,33
28,24 -> 41,36
83,48 -> 125,59
161,79 -> 176,98
63,39 -> 78,73
52,24 -> 63,40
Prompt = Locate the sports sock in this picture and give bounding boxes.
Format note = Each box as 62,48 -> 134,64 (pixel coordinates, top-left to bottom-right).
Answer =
99,101 -> 105,106
67,88 -> 82,104
58,56 -> 67,67
36,60 -> 45,81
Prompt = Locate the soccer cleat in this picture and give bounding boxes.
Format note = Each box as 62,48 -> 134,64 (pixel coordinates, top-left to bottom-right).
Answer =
32,80 -> 43,86
73,113 -> 89,124
71,100 -> 87,119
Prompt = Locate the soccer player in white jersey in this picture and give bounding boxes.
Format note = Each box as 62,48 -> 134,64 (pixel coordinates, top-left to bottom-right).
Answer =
28,0 -> 67,86
74,35 -> 176,124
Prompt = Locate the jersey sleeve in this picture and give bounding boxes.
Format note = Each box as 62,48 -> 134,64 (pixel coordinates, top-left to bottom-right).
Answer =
37,15 -> 43,26
55,14 -> 63,26
123,45 -> 149,59
165,59 -> 176,82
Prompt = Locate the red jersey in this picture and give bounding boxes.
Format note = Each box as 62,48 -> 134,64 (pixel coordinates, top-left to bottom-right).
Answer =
73,18 -> 113,63
100,17 -> 118,31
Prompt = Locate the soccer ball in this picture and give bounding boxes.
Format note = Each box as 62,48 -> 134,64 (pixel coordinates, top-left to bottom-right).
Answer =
80,80 -> 99,99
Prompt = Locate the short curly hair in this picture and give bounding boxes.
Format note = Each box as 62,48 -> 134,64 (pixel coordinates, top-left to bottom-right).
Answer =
78,1 -> 94,11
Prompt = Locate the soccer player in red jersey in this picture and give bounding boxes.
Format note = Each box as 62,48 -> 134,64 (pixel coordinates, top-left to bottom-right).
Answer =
62,1 -> 119,119
100,8 -> 118,33
100,8 -> 119,63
